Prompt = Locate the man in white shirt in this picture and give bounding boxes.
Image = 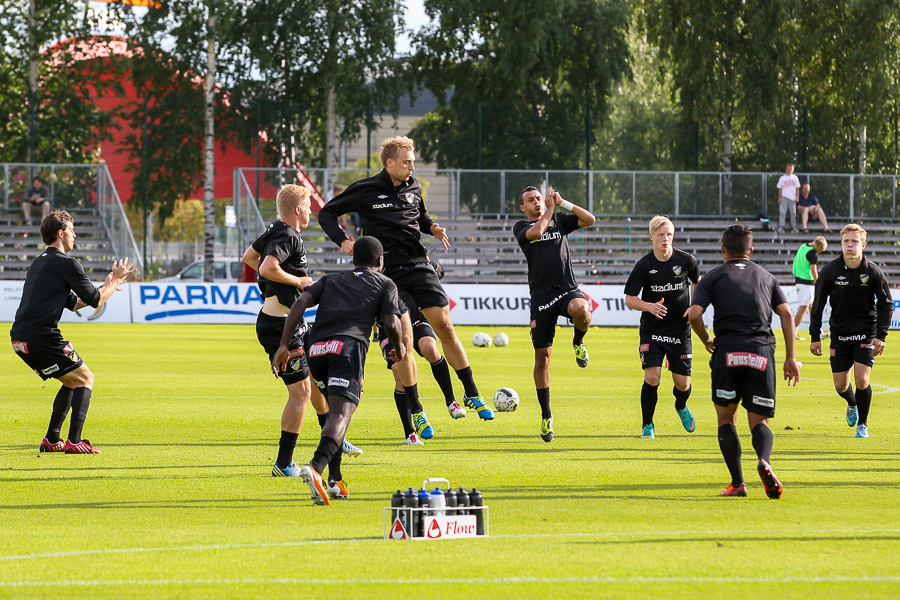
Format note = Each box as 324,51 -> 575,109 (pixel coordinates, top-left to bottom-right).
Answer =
776,162 -> 801,234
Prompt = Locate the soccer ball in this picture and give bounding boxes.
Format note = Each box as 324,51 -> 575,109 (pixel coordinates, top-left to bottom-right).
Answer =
493,387 -> 519,412
493,332 -> 510,347
472,332 -> 492,347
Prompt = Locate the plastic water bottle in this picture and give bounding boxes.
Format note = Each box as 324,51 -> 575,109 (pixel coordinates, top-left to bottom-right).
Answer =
445,488 -> 458,515
430,487 -> 446,516
456,487 -> 469,513
402,487 -> 418,537
416,488 -> 431,535
391,490 -> 403,523
469,488 -> 484,535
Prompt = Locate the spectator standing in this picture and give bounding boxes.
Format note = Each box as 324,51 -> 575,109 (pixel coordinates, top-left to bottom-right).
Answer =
776,163 -> 800,234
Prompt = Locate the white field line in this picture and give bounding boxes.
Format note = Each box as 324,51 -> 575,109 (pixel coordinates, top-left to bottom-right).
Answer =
2,575 -> 900,588
3,528 -> 899,563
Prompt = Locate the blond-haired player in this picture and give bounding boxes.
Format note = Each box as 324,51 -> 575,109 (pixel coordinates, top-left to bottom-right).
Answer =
624,215 -> 700,439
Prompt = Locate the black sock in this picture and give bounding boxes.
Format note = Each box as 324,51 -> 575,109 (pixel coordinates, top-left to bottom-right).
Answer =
751,423 -> 774,463
276,431 -> 299,468
430,357 -> 456,406
67,387 -> 92,444
310,435 -> 341,475
536,387 -> 551,419
404,384 -> 423,413
673,385 -> 691,411
838,385 -> 856,406
328,444 -> 343,482
46,386 -> 74,443
640,382 -> 659,426
394,390 -> 415,437
573,326 -> 586,347
317,412 -> 328,429
856,386 -> 872,425
717,424 -> 743,487
455,366 -> 479,398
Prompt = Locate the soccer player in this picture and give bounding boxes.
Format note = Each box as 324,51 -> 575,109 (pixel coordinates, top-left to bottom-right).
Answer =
242,185 -> 361,479
10,210 -> 135,454
318,136 -> 494,438
791,236 -> 827,340
808,224 -> 893,439
624,215 -> 700,439
273,237 -> 405,506
513,186 -> 596,442
375,262 -> 465,445
688,225 -> 800,499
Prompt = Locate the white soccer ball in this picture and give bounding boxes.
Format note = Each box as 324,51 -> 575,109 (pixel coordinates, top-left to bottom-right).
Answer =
493,387 -> 519,412
493,332 -> 510,347
472,332 -> 492,347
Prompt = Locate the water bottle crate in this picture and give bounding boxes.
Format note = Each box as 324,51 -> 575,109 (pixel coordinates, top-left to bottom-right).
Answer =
384,477 -> 489,540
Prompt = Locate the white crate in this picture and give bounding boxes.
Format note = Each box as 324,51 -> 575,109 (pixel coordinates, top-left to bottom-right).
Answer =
383,478 -> 489,540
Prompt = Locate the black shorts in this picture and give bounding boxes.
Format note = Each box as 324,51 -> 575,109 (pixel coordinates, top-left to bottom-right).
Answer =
11,336 -> 84,381
529,289 -> 586,349
709,344 -> 777,417
385,262 -> 449,311
307,336 -> 367,404
256,312 -> 309,385
639,329 -> 692,376
829,332 -> 876,372
378,318 -> 436,369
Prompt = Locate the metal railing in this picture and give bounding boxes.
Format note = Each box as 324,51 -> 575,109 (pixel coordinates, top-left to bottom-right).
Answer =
234,167 -> 899,224
2,162 -> 143,272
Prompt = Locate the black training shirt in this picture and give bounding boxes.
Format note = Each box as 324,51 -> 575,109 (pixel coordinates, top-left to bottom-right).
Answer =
513,212 -> 582,299
306,269 -> 402,347
809,256 -> 893,342
10,247 -> 101,339
692,259 -> 787,347
251,220 -> 309,308
318,170 -> 435,269
624,249 -> 700,336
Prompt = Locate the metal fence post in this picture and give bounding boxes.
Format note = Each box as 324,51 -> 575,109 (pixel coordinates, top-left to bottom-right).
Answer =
849,175 -> 855,220
587,171 -> 594,213
3,164 -> 8,210
893,175 -> 897,219
718,173 -> 723,216
674,172 -> 680,216
632,171 -> 637,213
499,170 -> 505,215
761,173 -> 767,215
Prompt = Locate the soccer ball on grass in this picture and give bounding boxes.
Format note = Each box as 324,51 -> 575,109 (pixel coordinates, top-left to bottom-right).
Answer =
493,387 -> 519,412
493,332 -> 510,347
472,332 -> 492,347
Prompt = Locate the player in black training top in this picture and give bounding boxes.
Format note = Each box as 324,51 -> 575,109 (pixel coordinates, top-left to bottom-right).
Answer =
10,210 -> 135,455
688,225 -> 800,499
514,186 -> 596,442
808,224 -> 893,439
318,136 -> 494,436
624,215 -> 700,439
374,260 -> 464,445
273,237 -> 405,506
242,185 -> 360,487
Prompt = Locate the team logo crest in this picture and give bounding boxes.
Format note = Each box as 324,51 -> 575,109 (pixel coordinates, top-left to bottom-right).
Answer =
860,274 -> 869,285
673,266 -> 682,276
404,193 -> 416,204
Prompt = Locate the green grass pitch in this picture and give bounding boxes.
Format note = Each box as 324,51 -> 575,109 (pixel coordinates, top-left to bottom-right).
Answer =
2,323 -> 899,599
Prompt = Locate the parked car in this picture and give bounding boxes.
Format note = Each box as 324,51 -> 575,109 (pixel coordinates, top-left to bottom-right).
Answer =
158,258 -> 246,282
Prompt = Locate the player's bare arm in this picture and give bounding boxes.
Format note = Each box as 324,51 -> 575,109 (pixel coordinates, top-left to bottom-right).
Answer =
524,190 -> 557,240
383,313 -> 407,362
241,245 -> 261,270
687,304 -> 715,354
77,258 -> 135,311
273,291 -> 315,373
430,222 -> 451,251
776,303 -> 800,385
625,295 -> 668,319
259,255 -> 313,289
551,190 -> 596,228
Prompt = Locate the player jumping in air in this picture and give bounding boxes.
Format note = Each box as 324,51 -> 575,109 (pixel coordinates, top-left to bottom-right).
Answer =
624,216 -> 700,439
689,225 -> 800,499
10,210 -> 135,454
809,224 -> 893,438
318,137 -> 494,442
513,186 -> 596,442
273,237 -> 405,506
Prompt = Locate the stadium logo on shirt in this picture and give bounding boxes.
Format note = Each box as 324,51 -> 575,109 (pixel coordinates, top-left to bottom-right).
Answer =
372,203 -> 393,209
650,282 -> 685,293
673,266 -> 682,276
531,230 -> 562,243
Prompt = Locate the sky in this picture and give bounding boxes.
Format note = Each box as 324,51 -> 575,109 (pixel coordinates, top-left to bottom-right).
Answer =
397,0 -> 429,55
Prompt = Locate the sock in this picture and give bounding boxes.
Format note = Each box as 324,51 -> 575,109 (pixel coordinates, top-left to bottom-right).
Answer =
317,412 -> 328,429
856,385 -> 872,425
573,326 -> 586,347
429,357 -> 455,406
455,366 -> 479,398
536,387 -> 552,419
46,386 -> 74,443
404,384 -> 423,413
640,382 -> 659,426
718,424 -> 743,487
673,385 -> 692,411
394,390 -> 415,437
67,387 -> 92,444
276,431 -> 299,468
750,423 -> 774,463
310,435 -> 341,475
838,385 -> 856,406
328,445 -> 343,483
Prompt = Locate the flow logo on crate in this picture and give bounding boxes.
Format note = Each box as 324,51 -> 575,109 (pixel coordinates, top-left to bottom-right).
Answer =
423,515 -> 478,539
